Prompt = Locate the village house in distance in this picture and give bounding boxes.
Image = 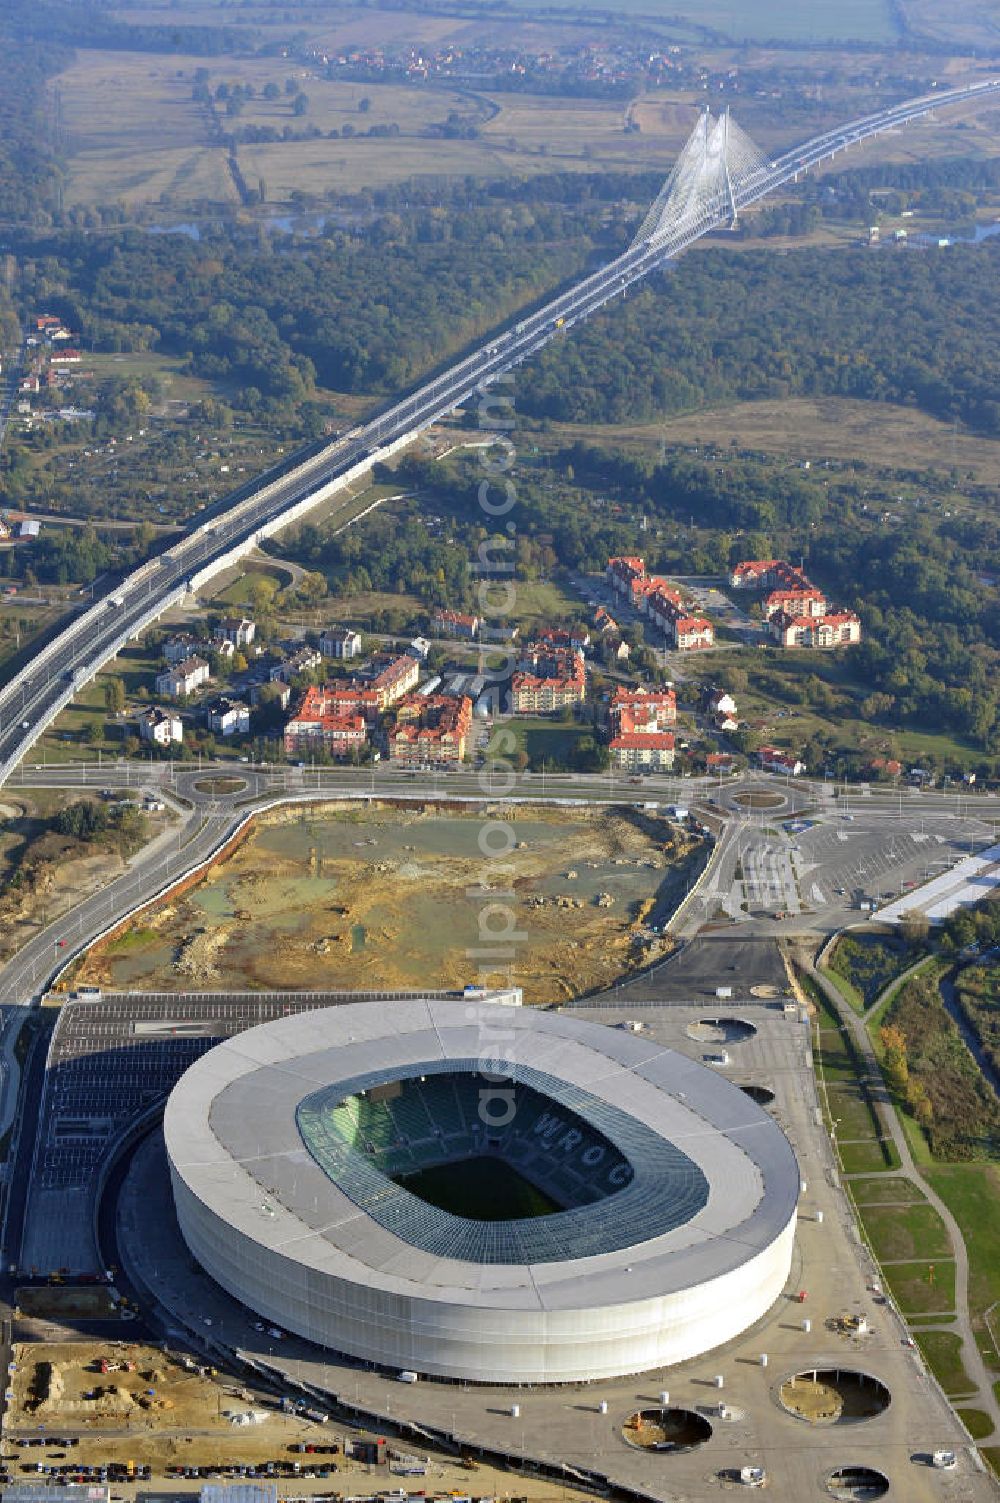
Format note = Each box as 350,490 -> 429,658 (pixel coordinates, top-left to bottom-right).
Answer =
730,560 -> 862,648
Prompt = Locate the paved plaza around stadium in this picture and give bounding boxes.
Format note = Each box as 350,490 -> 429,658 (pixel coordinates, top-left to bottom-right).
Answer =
112,993 -> 995,1503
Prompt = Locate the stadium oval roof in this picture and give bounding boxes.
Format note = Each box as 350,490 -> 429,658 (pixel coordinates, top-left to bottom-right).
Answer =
167,1004 -> 800,1310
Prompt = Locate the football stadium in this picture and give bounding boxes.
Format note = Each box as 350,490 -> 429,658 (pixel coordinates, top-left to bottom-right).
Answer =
164,997 -> 799,1384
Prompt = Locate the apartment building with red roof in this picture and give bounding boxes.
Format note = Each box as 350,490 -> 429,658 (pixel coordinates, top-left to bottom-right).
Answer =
390,694 -> 473,766
284,686 -> 368,758
609,731 -> 676,772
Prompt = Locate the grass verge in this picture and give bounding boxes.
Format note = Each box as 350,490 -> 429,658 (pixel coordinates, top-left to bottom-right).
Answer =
913,1330 -> 975,1397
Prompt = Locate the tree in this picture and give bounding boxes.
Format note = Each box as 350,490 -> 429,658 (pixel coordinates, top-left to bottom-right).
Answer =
293,93 -> 308,118
358,97 -> 371,114
299,570 -> 328,605
104,678 -> 126,717
880,1023 -> 909,1095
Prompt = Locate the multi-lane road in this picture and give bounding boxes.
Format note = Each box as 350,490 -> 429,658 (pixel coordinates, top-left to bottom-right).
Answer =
0,78 -> 997,785
1,755 -> 998,1002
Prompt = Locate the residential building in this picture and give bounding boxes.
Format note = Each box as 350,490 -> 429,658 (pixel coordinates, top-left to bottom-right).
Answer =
610,686 -> 677,736
730,559 -> 787,590
320,685 -> 382,724
733,558 -> 859,647
536,625 -> 591,652
706,752 -> 738,775
155,656 -> 210,698
593,606 -> 618,634
48,349 -> 82,365
17,519 -> 40,540
705,687 -> 737,718
162,632 -> 203,664
284,686 -> 368,758
608,559 -> 713,650
319,626 -> 362,660
609,731 -> 676,772
269,645 -> 323,684
432,608 -> 479,639
363,653 -> 420,709
645,584 -> 685,634
390,694 -> 473,766
606,556 -> 647,601
769,610 -> 862,648
511,643 -> 586,715
407,636 -> 431,661
137,707 -> 183,746
758,745 -> 805,776
672,615 -> 715,651
764,584 -> 827,620
205,696 -> 251,736
215,617 -> 256,649
869,756 -> 903,779
242,674 -> 291,711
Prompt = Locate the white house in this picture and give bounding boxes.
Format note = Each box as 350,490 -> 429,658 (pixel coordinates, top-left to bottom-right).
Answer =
137,707 -> 183,746
205,696 -> 251,736
156,655 -> 210,698
270,645 -> 322,684
216,617 -> 256,649
758,745 -> 805,777
162,632 -> 203,664
319,626 -> 362,660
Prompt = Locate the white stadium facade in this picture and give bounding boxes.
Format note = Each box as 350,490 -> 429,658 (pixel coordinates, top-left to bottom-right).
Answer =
164,996 -> 799,1384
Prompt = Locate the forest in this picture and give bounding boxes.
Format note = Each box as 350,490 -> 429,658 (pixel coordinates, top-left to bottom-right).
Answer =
518,238 -> 1000,434
15,198 -> 1000,437
15,197 -> 607,415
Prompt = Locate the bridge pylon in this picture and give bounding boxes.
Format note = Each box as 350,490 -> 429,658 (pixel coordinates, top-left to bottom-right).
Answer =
633,106 -> 768,251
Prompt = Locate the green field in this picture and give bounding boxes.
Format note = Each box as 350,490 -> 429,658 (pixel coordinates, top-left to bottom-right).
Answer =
854,1201 -> 952,1263
826,932 -> 920,1014
914,1330 -> 975,1397
812,987 -> 898,1173
398,1156 -> 560,1220
511,717 -> 593,772
925,1163 -> 1000,1363
502,0 -> 894,42
881,1258 -> 955,1316
848,1175 -> 926,1205
958,1408 -> 994,1441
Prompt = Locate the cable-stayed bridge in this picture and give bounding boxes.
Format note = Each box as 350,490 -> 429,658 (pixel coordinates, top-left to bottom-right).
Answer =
0,77 -> 997,786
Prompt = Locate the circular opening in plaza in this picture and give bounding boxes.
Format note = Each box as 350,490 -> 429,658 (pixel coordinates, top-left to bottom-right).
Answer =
621,1407 -> 713,1453
779,1370 -> 891,1425
163,997 -> 800,1384
825,1465 -> 890,1500
740,1084 -> 775,1106
686,1017 -> 757,1045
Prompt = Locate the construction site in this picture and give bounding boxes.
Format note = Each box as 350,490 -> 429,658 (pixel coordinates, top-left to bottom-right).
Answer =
74,801 -> 706,1003
2,1338 -> 592,1499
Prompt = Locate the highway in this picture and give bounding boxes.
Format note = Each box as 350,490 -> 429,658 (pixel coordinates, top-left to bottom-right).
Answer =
0,78 -> 996,787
